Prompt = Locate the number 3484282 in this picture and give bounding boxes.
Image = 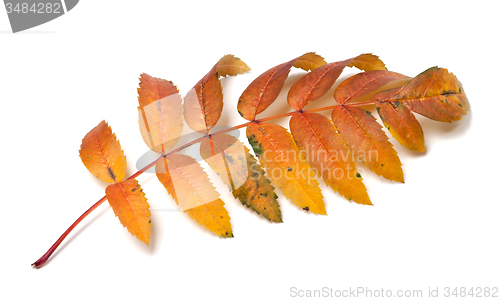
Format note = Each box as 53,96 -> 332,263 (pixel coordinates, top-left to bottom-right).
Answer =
444,287 -> 498,298
5,3 -> 62,14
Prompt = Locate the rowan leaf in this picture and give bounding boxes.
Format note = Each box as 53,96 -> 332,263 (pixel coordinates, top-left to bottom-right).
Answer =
32,53 -> 474,269
374,88 -> 425,152
347,53 -> 387,71
156,154 -> 233,237
287,58 -> 353,110
105,179 -> 151,244
79,120 -> 127,184
334,70 -> 410,105
390,67 -> 470,122
290,112 -> 371,205
246,122 -> 326,214
237,53 -> 326,120
331,106 -> 404,182
200,134 -> 282,223
137,73 -> 183,153
184,55 -> 250,134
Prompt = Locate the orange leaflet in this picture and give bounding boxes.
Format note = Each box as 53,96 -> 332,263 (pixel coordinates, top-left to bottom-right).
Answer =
287,54 -> 392,111
347,53 -> 387,71
184,55 -> 250,134
216,54 -> 252,77
290,112 -> 371,205
391,67 -> 470,123
246,122 -> 326,214
237,53 -> 326,121
137,73 -> 183,153
156,154 -> 233,237
79,120 -> 127,184
292,52 -> 328,72
331,106 -> 404,183
105,179 -> 151,244
287,58 -> 353,110
200,134 -> 282,223
374,88 -> 425,152
334,70 -> 410,105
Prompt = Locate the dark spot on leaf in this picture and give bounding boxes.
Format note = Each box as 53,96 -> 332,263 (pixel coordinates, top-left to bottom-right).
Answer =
107,168 -> 116,182
381,163 -> 384,167
287,167 -> 293,172
355,172 -> 361,178
441,90 -> 456,95
248,135 -> 263,157
226,155 -> 235,164
303,206 -> 310,212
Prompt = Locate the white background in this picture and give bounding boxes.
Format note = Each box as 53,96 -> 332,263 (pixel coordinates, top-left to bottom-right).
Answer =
1,1 -> 499,300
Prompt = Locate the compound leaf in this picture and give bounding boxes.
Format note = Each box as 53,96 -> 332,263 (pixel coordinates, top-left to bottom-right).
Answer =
33,53 -> 474,269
